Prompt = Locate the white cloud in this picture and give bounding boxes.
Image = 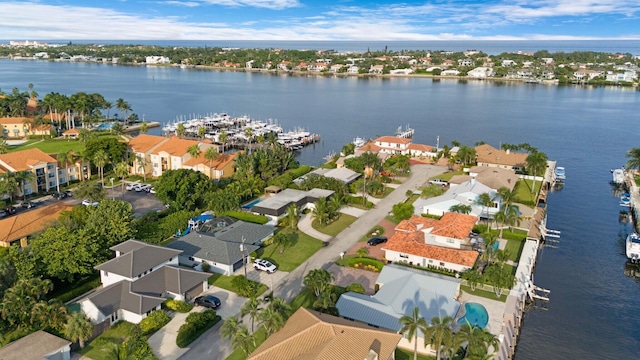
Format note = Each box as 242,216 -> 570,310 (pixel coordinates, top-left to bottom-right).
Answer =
198,0 -> 300,10
160,1 -> 201,7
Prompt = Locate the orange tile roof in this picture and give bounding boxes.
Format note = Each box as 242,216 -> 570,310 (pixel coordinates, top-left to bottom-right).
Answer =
475,144 -> 528,168
0,148 -> 56,172
128,134 -> 168,153
357,141 -> 381,152
63,128 -> 79,134
408,143 -> 434,152
384,231 -> 479,267
395,213 -> 477,240
183,150 -> 235,168
395,216 -> 437,232
0,117 -> 29,125
0,203 -> 74,244
249,308 -> 401,360
375,136 -> 412,144
152,137 -> 200,156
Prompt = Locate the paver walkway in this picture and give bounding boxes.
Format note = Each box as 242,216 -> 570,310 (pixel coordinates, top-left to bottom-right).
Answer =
339,206 -> 368,218
297,212 -> 332,241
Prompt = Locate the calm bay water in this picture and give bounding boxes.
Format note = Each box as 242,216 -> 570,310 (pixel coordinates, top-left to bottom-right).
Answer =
1,58 -> 639,358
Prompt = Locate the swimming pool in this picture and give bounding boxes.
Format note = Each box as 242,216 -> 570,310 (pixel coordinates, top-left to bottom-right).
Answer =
242,198 -> 264,209
95,122 -> 114,130
457,302 -> 489,329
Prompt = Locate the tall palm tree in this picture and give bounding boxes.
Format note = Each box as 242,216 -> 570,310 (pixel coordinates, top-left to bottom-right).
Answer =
258,305 -> 285,335
0,140 -> 8,154
187,144 -> 201,160
303,269 -> 334,298
424,315 -> 454,360
135,154 -> 149,181
625,148 -> 640,172
219,130 -> 229,152
57,150 -> 75,185
115,98 -> 131,125
398,307 -> 428,360
525,151 -> 548,194
176,123 -> 186,138
204,147 -> 219,179
450,204 -> 472,214
64,311 -> 93,349
244,127 -> 254,153
220,316 -> 241,341
197,126 -> 206,139
140,122 -> 148,134
474,192 -> 494,225
114,161 -> 129,195
0,171 -> 20,202
286,204 -> 298,229
93,149 -> 109,187
312,197 -> 330,225
16,170 -> 35,201
231,325 -> 255,355
240,297 -> 262,333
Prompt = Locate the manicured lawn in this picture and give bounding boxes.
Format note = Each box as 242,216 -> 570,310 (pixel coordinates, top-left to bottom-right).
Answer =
312,214 -> 356,236
460,284 -> 508,302
253,229 -> 324,272
431,171 -> 463,182
11,138 -> 85,154
513,179 -> 541,205
79,322 -> 139,360
359,225 -> 385,242
504,238 -> 525,263
385,215 -> 401,225
395,348 -> 437,360
208,273 -> 268,296
225,327 -> 268,360
289,287 -> 316,311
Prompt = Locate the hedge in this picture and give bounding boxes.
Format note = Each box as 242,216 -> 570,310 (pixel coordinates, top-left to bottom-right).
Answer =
140,310 -> 171,335
288,165 -> 313,178
176,309 -> 221,348
50,273 -> 102,303
346,196 -> 374,208
163,299 -> 193,313
222,211 -> 269,225
347,257 -> 384,272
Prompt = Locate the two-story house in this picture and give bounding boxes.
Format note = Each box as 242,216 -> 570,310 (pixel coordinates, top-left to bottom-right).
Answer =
382,213 -> 479,272
373,136 -> 412,155
475,144 -> 528,172
81,240 -> 209,332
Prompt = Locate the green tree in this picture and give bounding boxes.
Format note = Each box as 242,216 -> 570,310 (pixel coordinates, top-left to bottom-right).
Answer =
398,307 -> 428,360
155,169 -> 214,211
231,325 -> 255,355
203,147 -> 219,179
313,290 -> 337,315
135,154 -> 149,181
16,170 -> 35,202
115,98 -> 131,125
115,161 -> 129,195
286,204 -> 298,229
220,316 -> 241,341
474,192 -> 494,226
525,151 -> 548,194
424,315 -> 454,360
450,204 -> 472,214
392,201 -> 414,221
626,148 -> 640,172
303,269 -> 334,298
0,140 -> 9,154
32,227 -> 97,282
64,311 -> 93,349
74,181 -> 105,202
176,123 -> 186,138
187,144 -> 201,159
140,122 -> 148,134
93,149 -> 109,187
241,297 -> 262,333
273,232 -> 295,254
219,129 -> 228,152
462,269 -> 483,291
84,137 -> 127,163
84,200 -> 135,259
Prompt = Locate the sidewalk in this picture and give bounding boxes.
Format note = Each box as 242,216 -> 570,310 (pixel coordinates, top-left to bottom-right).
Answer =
297,213 -> 332,242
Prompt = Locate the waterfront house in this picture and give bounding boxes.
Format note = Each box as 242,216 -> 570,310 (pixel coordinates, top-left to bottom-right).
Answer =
277,61 -> 291,71
449,166 -> 518,191
302,167 -> 361,185
475,144 -> 528,172
441,69 -> 460,76
145,56 -> 170,64
347,65 -> 359,74
467,67 -> 495,78
573,69 -> 603,81
0,330 -> 71,360
166,220 -> 274,275
606,70 -> 637,83
369,65 -> 385,74
0,202 -> 74,247
407,143 -> 436,158
381,213 -> 479,272
248,307 -> 402,360
413,178 -> 500,219
251,188 -> 334,224
330,64 -> 344,72
336,265 -> 461,357
81,240 -> 209,333
308,63 -> 328,72
128,133 -> 169,176
373,136 -> 412,155
458,58 -> 473,67
390,68 -> 414,75
501,59 -> 517,67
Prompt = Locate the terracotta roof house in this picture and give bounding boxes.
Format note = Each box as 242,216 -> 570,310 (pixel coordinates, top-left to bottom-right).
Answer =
183,151 -> 236,180
413,178 -> 500,219
475,144 -> 528,172
249,307 -> 402,360
336,265 -> 461,357
449,166 -> 518,191
166,220 -> 274,275
382,213 -> 479,272
0,148 -> 78,197
0,202 -> 74,247
0,330 -> 71,360
374,136 -> 412,155
128,134 -> 170,177
62,128 -> 79,139
81,240 -> 209,331
0,117 -> 32,138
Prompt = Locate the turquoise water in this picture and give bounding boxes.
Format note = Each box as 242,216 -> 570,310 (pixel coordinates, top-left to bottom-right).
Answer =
458,302 -> 489,329
242,198 -> 263,209
95,122 -> 114,130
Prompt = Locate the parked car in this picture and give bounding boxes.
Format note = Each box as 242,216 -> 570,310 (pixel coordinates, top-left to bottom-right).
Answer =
81,199 -> 99,206
5,206 -> 17,215
194,295 -> 221,309
136,184 -> 151,192
253,259 -> 277,273
52,192 -> 67,199
367,236 -> 388,246
126,183 -> 137,191
0,210 -> 7,218
64,190 -> 73,197
21,201 -> 36,209
428,178 -> 448,186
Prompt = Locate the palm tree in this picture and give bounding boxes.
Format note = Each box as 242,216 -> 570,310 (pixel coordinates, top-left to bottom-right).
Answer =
525,151 -> 548,194
140,122 -> 148,134
258,305 -> 286,335
398,307 -> 428,360
313,291 -> 337,314
450,204 -> 472,214
220,316 -> 241,341
241,297 -> 262,333
626,148 -> 640,172
93,149 -> 108,187
114,161 -> 129,195
219,130 -> 229,152
244,127 -> 254,153
135,154 -> 149,181
0,171 -> 20,202
356,247 -> 369,258
64,311 -> 93,349
187,144 -> 201,160
176,123 -> 186,138
115,98 -> 131,125
57,150 -> 76,185
303,269 -> 334,298
312,197 -> 330,225
474,192 -> 494,225
16,170 -> 35,201
231,325 -> 255,355
286,203 -> 298,229
0,140 -> 8,154
204,147 -> 219,179
462,269 -> 483,291
198,126 -> 206,139
424,315 -> 454,360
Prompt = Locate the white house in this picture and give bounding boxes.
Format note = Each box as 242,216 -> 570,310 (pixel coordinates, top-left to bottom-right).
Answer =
413,178 -> 500,219
501,59 -> 517,67
145,56 -> 170,64
606,70 -> 637,82
347,66 -> 360,74
390,68 -> 414,75
369,65 -> 384,74
468,67 -> 495,78
441,69 -> 460,76
373,136 -> 412,154
458,58 -> 473,67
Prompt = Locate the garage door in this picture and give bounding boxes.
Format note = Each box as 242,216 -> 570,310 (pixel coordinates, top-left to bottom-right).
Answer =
232,259 -> 244,272
185,283 -> 203,301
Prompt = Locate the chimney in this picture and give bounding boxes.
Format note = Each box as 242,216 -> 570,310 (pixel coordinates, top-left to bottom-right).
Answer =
506,149 -> 510,154
470,175 -> 476,185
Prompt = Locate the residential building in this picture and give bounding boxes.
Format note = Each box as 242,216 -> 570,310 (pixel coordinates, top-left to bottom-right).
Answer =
277,61 -> 291,71
448,166 -> 518,191
0,202 -> 74,247
166,219 -> 274,275
336,265 -> 461,356
301,167 -> 361,185
330,64 -> 344,72
573,69 -> 603,81
390,68 -> 414,75
145,56 -> 170,64
182,151 -> 236,180
1,117 -> 31,138
373,136 -> 412,155
308,63 -> 328,72
413,178 -> 500,218
82,240 -> 209,331
251,188 -> 334,223
128,133 -> 169,176
347,65 -> 359,74
249,308 -> 402,360
441,69 -> 460,76
458,58 -> 473,67
606,70 -> 637,82
369,65 -> 385,74
467,67 -> 495,78
382,213 -> 479,272
0,330 -> 71,360
475,144 -> 528,172
501,59 -> 517,67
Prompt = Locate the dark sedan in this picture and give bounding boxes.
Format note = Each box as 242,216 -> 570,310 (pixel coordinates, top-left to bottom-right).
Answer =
367,236 -> 388,246
194,295 -> 221,309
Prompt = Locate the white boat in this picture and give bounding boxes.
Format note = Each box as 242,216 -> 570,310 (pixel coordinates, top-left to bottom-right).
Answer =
612,168 -> 625,184
352,137 -> 366,148
626,233 -> 640,262
555,166 -> 565,181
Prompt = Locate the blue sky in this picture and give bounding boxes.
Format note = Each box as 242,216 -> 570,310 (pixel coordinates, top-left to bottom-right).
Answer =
1,0 -> 639,40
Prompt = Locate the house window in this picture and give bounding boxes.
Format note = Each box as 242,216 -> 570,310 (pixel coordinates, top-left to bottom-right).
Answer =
153,163 -> 158,168
111,311 -> 119,323
188,256 -> 195,261
399,254 -> 409,259
447,238 -> 454,243
440,262 -> 445,267
428,260 -> 433,264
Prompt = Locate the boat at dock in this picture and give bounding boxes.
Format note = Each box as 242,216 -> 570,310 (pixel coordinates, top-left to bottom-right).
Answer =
620,193 -> 631,207
626,233 -> 640,262
611,168 -> 625,185
555,166 -> 565,181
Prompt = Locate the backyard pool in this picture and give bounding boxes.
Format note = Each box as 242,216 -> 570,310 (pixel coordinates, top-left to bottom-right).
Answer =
457,302 -> 489,329
95,122 -> 114,130
242,198 -> 264,210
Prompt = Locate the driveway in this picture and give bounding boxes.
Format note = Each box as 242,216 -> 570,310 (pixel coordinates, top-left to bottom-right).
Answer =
327,264 -> 379,295
243,266 -> 289,293
203,286 -> 247,320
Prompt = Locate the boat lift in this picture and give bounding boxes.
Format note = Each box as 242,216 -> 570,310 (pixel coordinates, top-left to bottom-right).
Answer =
526,281 -> 550,302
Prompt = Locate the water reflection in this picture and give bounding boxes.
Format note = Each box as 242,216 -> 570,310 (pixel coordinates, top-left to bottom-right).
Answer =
624,261 -> 640,283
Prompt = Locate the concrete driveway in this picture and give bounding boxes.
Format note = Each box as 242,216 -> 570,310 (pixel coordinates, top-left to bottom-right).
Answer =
202,286 -> 247,320
243,266 -> 289,293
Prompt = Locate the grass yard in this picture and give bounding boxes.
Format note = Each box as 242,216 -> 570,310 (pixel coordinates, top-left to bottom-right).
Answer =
312,214 -> 356,236
208,273 -> 268,296
385,215 -> 402,225
253,229 -> 324,272
289,287 -> 316,312
460,284 -> 508,302
513,179 -> 541,205
431,171 -> 464,182
79,322 -> 140,360
359,225 -> 385,242
11,138 -> 85,154
225,327 -> 268,360
504,238 -> 526,263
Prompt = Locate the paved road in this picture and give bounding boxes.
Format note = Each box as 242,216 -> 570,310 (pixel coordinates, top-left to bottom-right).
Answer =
178,164 -> 447,360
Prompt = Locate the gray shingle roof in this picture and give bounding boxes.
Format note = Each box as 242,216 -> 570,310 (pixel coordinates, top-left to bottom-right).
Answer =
0,330 -> 70,360
131,265 -> 209,297
213,221 -> 275,245
336,265 -> 461,332
85,281 -> 165,317
307,168 -> 361,184
167,232 -> 260,265
96,240 -> 182,278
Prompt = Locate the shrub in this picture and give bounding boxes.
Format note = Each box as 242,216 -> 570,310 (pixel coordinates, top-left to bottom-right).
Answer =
231,275 -> 259,297
347,257 -> 384,272
201,261 -> 211,272
50,273 -> 102,303
346,283 -> 366,294
163,299 -> 193,313
288,165 -> 313,179
176,310 -> 221,348
222,211 -> 269,224
140,310 -> 171,335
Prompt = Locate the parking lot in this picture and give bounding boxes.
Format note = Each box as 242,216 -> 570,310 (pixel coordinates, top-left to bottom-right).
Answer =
107,182 -> 165,218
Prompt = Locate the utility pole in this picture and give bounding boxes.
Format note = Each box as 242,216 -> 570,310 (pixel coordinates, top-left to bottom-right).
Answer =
240,237 -> 247,277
